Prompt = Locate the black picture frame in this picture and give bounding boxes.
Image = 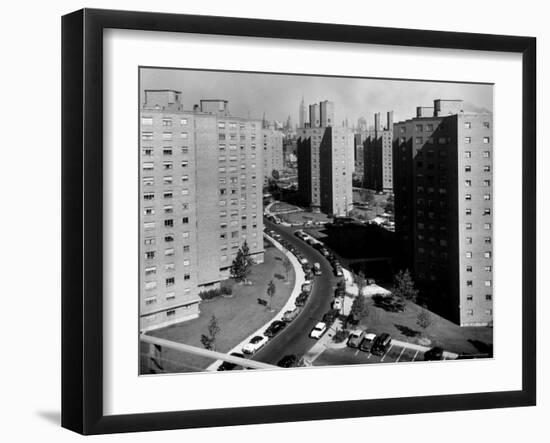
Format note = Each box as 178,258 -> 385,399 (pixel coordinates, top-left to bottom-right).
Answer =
62,8 -> 537,435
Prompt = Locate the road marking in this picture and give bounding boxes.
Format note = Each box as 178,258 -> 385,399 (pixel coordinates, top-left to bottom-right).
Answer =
367,353 -> 371,359
396,347 -> 405,362
413,350 -> 419,361
354,350 -> 359,356
380,344 -> 393,362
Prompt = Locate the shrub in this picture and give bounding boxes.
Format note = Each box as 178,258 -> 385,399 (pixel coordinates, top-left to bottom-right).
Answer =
333,329 -> 348,343
199,286 -> 232,301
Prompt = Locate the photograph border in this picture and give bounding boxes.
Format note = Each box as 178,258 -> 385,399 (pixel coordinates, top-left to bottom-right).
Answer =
62,8 -> 536,435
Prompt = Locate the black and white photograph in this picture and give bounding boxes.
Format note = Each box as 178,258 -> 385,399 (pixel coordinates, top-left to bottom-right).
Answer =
139,67 -> 494,374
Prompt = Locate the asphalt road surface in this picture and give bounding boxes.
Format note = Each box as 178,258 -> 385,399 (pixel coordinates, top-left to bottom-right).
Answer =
252,219 -> 340,366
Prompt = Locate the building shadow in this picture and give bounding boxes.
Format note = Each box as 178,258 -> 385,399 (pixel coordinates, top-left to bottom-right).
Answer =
36,410 -> 61,426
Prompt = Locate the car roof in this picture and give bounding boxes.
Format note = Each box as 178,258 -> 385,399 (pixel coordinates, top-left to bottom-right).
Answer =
364,333 -> 377,340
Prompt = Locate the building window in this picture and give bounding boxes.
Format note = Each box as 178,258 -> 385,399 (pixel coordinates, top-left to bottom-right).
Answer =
484,223 -> 492,230
464,122 -> 471,129
181,175 -> 189,182
145,266 -> 156,276
466,280 -> 473,287
144,207 -> 154,216
485,280 -> 492,287
165,292 -> 176,301
465,165 -> 471,172
483,151 -> 491,158
143,222 -> 155,230
166,277 -> 175,287
182,217 -> 189,224
465,180 -> 471,187
183,245 -> 190,253
483,180 -> 491,187
181,189 -> 189,196
164,248 -> 174,256
143,162 -> 154,171
484,208 -> 491,215
145,297 -> 157,305
483,137 -> 490,144
466,265 -> 472,272
181,132 -> 188,139
141,117 -> 153,125
163,192 -> 173,199
164,235 -> 174,243
467,309 -> 474,316
484,194 -> 491,201
466,237 -> 472,244
483,165 -> 491,172
143,148 -> 153,156
164,219 -> 173,227
467,294 -> 473,301
465,151 -> 471,158
485,265 -> 492,272
181,147 -> 189,154
483,122 -> 490,128
183,259 -> 190,266
485,294 -> 492,300
162,118 -> 172,126
164,263 -> 175,271
484,251 -> 492,259
465,194 -> 472,201
142,132 -> 153,140
465,208 -> 472,215
145,251 -> 156,259
162,132 -> 172,141
164,205 -> 173,214
466,252 -> 472,258
144,237 -> 155,246
163,176 -> 173,185
465,137 -> 471,144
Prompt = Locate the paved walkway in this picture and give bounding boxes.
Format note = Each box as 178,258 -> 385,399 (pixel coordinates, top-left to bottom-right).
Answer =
206,233 -> 306,370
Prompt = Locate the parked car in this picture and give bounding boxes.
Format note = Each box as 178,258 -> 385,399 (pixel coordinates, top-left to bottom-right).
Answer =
277,354 -> 301,368
424,347 -> 445,361
265,320 -> 286,338
347,329 -> 366,348
301,282 -> 312,293
295,292 -> 309,307
299,256 -> 309,265
332,297 -> 343,312
359,333 -> 377,353
320,248 -> 330,257
334,266 -> 344,277
282,307 -> 301,322
313,262 -> 322,275
309,322 -> 327,339
367,278 -> 376,285
242,335 -> 269,354
217,352 -> 245,371
371,333 -> 392,356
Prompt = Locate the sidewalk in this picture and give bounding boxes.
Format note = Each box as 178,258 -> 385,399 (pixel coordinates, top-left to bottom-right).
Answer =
206,233 -> 306,370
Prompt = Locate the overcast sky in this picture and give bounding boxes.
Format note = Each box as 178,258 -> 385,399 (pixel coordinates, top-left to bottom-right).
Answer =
140,67 -> 493,127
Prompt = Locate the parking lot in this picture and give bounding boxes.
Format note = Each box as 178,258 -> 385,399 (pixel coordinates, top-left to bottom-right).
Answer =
312,342 -> 430,367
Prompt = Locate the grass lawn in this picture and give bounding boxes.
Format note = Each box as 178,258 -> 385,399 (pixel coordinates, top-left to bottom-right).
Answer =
358,297 -> 493,356
269,202 -> 302,213
279,211 -> 332,225
144,242 -> 296,373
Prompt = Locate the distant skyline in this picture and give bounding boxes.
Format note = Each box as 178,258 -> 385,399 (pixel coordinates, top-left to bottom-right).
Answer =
140,67 -> 493,127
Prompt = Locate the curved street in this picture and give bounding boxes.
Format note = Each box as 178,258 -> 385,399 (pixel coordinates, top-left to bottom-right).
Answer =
252,218 -> 340,365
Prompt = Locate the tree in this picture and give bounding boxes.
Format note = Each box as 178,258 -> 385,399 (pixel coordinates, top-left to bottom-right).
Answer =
354,270 -> 367,297
417,305 -> 433,331
391,269 -> 418,304
266,279 -> 276,310
230,241 -> 254,283
200,315 -> 221,351
282,256 -> 292,282
350,293 -> 369,320
271,169 -> 280,180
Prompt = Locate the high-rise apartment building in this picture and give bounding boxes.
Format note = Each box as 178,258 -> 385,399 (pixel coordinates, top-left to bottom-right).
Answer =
139,90 -> 264,332
393,99 -> 493,327
363,111 -> 394,192
297,100 -> 353,216
299,96 -> 307,129
262,124 -> 284,180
